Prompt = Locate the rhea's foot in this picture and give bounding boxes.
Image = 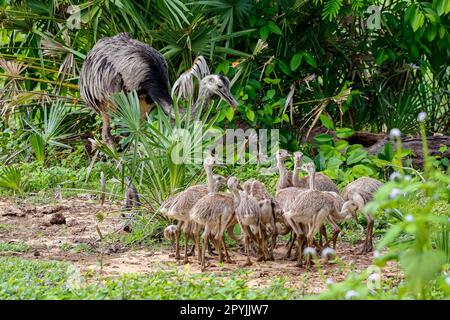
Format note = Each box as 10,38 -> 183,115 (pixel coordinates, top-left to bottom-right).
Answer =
241,260 -> 253,267
256,255 -> 266,262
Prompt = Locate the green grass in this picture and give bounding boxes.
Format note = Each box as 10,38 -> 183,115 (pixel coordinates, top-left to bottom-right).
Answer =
0,242 -> 30,253
0,257 -> 298,300
0,224 -> 14,233
73,243 -> 94,254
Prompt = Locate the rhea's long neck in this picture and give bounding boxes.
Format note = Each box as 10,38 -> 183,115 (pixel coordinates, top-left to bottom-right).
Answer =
192,86 -> 212,115
292,161 -> 303,187
205,164 -> 215,194
277,157 -> 289,183
309,170 -> 316,191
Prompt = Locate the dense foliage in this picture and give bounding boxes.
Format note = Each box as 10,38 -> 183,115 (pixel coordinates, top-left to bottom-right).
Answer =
0,0 -> 449,300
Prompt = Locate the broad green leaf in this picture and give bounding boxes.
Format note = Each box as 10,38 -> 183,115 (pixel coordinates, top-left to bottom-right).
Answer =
225,106 -> 234,122
424,7 -> 440,23
303,52 -> 317,68
266,89 -> 276,100
435,0 -> 450,15
335,140 -> 348,150
439,25 -> 446,38
326,157 -> 343,168
245,109 -> 255,122
259,25 -> 269,40
319,114 -> 335,130
314,133 -> 333,144
427,24 -> 438,41
268,21 -> 283,35
290,53 -> 303,71
278,60 -> 292,75
411,8 -> 425,31
335,127 -> 354,138
347,149 -> 368,165
351,164 -> 374,177
400,250 -> 447,294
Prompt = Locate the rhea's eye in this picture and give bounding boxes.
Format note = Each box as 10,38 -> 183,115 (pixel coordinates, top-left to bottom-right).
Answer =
218,84 -> 223,89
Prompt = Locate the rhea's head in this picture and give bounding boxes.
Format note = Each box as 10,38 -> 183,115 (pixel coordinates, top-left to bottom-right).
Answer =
301,162 -> 316,175
293,151 -> 303,166
276,149 -> 291,161
227,176 -> 242,191
200,75 -> 238,107
213,174 -> 228,189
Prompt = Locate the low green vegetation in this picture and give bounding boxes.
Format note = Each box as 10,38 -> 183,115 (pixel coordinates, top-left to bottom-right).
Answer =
0,257 -> 296,300
0,241 -> 30,253
0,0 -> 449,300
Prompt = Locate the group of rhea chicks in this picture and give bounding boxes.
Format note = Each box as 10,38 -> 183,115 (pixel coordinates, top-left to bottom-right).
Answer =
160,149 -> 383,271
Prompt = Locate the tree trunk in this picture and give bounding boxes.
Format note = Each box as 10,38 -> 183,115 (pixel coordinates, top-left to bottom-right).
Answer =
304,128 -> 450,168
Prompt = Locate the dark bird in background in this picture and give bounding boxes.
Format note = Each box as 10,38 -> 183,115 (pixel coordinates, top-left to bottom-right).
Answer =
80,32 -> 172,147
80,33 -> 237,148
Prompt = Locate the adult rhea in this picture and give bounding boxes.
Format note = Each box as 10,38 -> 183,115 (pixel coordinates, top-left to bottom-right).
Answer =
80,32 -> 237,147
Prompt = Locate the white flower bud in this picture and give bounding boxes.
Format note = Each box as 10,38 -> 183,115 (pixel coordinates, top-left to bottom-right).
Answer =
303,247 -> 317,257
405,214 -> 414,222
389,172 -> 402,181
389,128 -> 401,138
389,188 -> 401,199
321,247 -> 336,259
417,112 -> 427,122
345,290 -> 360,300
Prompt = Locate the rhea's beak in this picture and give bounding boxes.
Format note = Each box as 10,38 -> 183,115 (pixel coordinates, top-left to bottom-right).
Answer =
156,97 -> 175,118
215,162 -> 227,168
218,88 -> 238,108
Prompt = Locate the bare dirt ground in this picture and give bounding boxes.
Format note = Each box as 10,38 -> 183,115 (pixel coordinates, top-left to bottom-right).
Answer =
0,194 -> 401,294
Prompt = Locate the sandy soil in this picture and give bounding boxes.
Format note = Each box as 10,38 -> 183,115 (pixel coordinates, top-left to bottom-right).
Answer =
0,195 -> 401,294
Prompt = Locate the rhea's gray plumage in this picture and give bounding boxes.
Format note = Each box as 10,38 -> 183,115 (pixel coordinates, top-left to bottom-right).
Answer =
165,156 -> 226,262
190,191 -> 235,271
80,32 -> 172,113
284,162 -> 338,267
292,151 -> 339,192
340,176 -> 383,253
275,149 -> 293,191
164,224 -> 178,242
79,33 -> 172,147
228,177 -> 269,266
242,178 -> 278,259
342,176 -> 383,204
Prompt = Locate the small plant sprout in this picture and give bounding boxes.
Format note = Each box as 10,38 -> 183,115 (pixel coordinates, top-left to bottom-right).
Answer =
389,188 -> 402,199
417,112 -> 427,122
405,214 -> 414,222
389,172 -> 402,181
389,128 -> 401,138
303,247 -> 317,257
345,290 -> 360,300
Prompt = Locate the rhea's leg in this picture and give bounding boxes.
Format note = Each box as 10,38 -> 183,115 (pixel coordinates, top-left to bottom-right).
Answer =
174,221 -> 184,260
101,112 -> 115,149
183,233 -> 190,264
324,217 -> 341,250
359,213 -> 374,254
201,226 -> 210,271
